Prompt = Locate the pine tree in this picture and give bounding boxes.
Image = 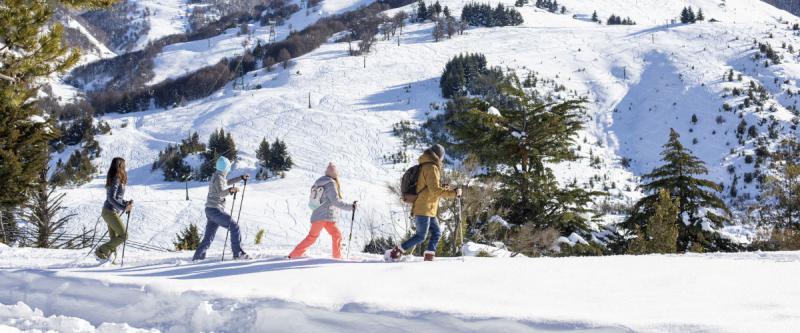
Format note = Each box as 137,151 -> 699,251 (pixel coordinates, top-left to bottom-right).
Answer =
269,139 -> 293,173
680,7 -> 691,24
174,224 -> 200,251
433,1 -> 442,17
439,53 -> 490,98
161,148 -> 192,181
0,0 -> 114,211
49,150 -> 96,187
22,171 -> 86,249
448,77 -> 601,233
591,10 -> 599,22
628,189 -> 679,254
696,8 -> 705,21
180,132 -> 206,155
255,137 -> 272,180
417,0 -> 428,21
200,128 -> 238,180
625,129 -> 731,252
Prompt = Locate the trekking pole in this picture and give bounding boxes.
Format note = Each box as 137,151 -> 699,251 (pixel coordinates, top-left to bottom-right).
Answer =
221,191 -> 238,262
457,192 -> 464,257
346,201 -> 357,259
120,201 -> 133,266
236,179 -> 248,224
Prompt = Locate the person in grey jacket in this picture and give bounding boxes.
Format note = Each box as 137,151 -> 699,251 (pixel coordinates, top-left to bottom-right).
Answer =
288,162 -> 356,259
96,157 -> 133,261
193,156 -> 250,261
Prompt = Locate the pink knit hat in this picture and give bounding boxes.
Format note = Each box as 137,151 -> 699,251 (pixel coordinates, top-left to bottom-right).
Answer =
325,162 -> 338,178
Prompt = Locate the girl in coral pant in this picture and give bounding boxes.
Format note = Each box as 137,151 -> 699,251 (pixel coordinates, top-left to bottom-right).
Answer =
289,162 -> 356,259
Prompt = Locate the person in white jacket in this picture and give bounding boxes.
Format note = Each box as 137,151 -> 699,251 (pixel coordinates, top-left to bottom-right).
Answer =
289,162 -> 356,259
193,156 -> 249,261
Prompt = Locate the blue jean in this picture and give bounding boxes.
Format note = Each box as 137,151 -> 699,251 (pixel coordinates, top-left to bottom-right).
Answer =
193,207 -> 243,260
401,216 -> 441,252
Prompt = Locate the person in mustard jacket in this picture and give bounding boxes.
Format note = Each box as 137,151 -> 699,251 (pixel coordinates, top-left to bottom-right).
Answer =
388,144 -> 460,261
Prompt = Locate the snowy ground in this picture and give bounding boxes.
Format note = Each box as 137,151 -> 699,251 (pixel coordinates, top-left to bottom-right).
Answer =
1,248 -> 799,332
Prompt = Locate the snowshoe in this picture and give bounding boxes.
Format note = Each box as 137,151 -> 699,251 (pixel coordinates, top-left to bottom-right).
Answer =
383,246 -> 404,262
95,256 -> 111,265
95,252 -> 117,266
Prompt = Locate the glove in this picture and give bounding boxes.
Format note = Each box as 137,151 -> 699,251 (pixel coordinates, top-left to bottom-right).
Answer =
241,174 -> 250,181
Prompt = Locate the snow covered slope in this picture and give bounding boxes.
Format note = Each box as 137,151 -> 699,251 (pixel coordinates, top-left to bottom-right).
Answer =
148,0 -> 373,84
133,0 -> 189,50
1,248 -> 799,332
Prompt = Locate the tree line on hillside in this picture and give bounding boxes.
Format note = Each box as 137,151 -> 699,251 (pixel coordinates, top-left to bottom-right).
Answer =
413,0 -> 469,42
151,129 -> 293,182
460,2 -> 524,27
680,6 -> 705,24
607,14 -> 635,25
513,0 -> 565,14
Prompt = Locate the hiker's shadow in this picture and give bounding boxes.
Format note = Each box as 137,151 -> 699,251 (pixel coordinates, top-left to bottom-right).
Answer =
116,258 -> 364,280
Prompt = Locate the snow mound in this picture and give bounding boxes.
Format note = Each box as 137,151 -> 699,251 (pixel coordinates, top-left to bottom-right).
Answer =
556,233 -> 590,247
0,302 -> 155,333
462,241 -> 520,257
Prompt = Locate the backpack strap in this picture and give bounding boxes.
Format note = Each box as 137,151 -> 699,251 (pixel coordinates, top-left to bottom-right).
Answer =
415,162 -> 436,197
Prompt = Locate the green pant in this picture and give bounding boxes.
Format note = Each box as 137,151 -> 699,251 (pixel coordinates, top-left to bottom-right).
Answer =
96,208 -> 127,259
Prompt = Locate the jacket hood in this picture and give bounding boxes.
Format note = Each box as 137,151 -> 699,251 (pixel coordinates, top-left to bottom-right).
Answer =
418,150 -> 442,166
314,176 -> 334,187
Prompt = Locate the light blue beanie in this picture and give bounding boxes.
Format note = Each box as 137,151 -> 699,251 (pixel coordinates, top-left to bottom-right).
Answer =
215,156 -> 232,174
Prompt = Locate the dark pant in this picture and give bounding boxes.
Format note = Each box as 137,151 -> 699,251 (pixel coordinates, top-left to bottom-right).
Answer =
193,207 -> 243,260
96,208 -> 127,260
401,216 -> 441,253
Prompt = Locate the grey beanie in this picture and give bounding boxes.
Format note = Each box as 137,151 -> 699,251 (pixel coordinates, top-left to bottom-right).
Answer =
430,144 -> 445,160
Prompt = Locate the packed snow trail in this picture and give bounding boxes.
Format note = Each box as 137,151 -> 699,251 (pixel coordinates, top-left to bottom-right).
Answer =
2,247 -> 800,332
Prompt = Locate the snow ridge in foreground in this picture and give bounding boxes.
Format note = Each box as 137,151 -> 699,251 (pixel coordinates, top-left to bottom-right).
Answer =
1,248 -> 799,332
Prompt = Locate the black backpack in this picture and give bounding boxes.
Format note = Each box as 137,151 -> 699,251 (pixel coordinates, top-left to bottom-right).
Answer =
400,163 -> 431,203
